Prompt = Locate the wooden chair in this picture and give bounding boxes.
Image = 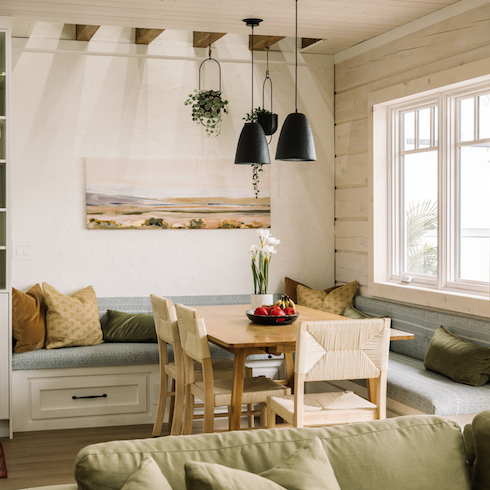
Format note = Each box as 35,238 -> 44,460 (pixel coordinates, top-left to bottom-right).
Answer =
175,303 -> 291,434
151,295 -> 239,436
267,318 -> 391,428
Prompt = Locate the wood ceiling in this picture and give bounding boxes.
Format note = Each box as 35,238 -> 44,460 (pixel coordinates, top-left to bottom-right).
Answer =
1,0 -> 463,54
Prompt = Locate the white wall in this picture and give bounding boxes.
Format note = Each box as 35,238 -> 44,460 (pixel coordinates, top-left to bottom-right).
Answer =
10,23 -> 334,297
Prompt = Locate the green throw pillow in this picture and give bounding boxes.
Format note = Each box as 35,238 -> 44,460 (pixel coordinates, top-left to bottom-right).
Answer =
342,304 -> 386,319
185,437 -> 341,490
468,410 -> 490,488
424,326 -> 490,386
121,456 -> 173,490
121,456 -> 172,490
103,310 -> 157,343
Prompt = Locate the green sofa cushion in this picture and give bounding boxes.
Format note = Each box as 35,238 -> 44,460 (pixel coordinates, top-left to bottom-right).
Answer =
184,438 -> 341,490
74,415 -> 470,490
424,326 -> 490,386
121,456 -> 172,490
103,310 -> 157,343
467,410 -> 490,489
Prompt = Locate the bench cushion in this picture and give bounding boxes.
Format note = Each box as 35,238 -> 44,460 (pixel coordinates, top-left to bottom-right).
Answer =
353,352 -> 490,415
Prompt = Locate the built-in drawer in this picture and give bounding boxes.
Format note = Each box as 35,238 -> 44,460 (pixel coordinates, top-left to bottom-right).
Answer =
30,374 -> 147,420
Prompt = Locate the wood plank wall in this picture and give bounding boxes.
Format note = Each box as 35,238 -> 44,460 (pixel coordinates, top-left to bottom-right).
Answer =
334,3 -> 490,295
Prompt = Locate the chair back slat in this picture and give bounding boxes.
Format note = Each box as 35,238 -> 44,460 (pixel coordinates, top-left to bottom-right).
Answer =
295,318 -> 390,382
175,303 -> 211,362
150,294 -> 180,345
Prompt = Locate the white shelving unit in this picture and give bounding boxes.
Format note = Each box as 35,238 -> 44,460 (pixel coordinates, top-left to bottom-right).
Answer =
0,18 -> 11,438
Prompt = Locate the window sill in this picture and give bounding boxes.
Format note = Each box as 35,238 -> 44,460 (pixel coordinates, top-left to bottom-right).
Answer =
369,280 -> 490,319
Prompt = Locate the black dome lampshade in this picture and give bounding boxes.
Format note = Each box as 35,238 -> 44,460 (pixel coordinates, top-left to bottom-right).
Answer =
235,18 -> 271,166
275,112 -> 316,161
275,0 -> 317,162
235,122 -> 271,164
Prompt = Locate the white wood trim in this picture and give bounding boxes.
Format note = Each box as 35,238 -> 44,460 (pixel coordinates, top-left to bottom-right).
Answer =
334,0 -> 490,64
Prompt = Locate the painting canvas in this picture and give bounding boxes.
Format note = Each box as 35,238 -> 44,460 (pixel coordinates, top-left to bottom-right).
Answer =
85,158 -> 271,230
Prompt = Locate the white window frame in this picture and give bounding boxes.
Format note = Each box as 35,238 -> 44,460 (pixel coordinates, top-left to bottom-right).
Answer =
369,61 -> 490,317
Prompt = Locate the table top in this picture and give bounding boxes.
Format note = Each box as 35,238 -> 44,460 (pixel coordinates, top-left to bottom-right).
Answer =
197,304 -> 414,350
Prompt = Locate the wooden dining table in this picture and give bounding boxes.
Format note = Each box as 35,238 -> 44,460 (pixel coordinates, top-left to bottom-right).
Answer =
198,303 -> 414,431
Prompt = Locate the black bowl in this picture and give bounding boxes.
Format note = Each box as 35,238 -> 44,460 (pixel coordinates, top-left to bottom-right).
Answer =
246,310 -> 299,325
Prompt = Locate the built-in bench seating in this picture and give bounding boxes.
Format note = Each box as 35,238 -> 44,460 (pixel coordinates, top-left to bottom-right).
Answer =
12,295 -> 282,371
350,296 -> 490,422
11,295 -> 283,432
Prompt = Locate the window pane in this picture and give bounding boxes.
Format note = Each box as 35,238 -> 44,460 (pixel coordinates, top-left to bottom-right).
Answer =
458,146 -> 490,283
417,108 -> 431,148
402,111 -> 414,151
478,94 -> 490,140
459,97 -> 475,142
402,151 -> 438,276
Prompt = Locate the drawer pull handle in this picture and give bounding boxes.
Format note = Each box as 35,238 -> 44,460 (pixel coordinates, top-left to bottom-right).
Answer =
72,394 -> 108,400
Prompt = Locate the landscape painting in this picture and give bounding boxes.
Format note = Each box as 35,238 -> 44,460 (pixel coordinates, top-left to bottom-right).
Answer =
85,158 -> 271,230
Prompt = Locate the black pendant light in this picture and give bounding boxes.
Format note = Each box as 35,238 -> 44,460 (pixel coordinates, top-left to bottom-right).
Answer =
275,0 -> 316,161
235,18 -> 271,166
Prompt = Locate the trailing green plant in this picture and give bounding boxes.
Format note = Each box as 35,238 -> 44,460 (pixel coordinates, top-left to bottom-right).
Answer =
243,107 -> 270,123
243,107 -> 271,199
184,89 -> 228,136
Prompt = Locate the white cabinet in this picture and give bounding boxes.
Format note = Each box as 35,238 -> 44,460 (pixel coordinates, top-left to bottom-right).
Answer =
0,20 -> 11,438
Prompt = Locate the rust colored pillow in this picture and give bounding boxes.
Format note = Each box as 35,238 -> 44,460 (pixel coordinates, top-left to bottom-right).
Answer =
12,284 -> 46,353
285,277 -> 339,304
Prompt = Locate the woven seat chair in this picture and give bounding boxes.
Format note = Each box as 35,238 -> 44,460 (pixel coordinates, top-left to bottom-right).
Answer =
151,295 -> 245,436
175,303 -> 291,434
267,318 -> 391,428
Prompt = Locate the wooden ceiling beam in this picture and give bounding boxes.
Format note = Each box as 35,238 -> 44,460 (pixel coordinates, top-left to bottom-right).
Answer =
76,25 -> 100,42
301,38 -> 323,49
193,32 -> 227,48
249,35 -> 285,51
135,28 -> 165,45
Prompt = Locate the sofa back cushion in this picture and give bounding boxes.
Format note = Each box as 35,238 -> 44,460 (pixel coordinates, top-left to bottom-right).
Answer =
74,415 -> 470,490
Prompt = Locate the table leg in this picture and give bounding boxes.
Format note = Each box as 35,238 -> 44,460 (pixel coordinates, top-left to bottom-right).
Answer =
229,349 -> 246,431
284,353 -> 294,393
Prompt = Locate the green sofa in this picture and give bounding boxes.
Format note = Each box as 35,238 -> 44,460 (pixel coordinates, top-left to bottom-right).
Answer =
21,411 -> 490,490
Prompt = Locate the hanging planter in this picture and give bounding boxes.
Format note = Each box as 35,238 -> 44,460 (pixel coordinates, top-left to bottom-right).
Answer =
259,65 -> 278,137
185,48 -> 228,136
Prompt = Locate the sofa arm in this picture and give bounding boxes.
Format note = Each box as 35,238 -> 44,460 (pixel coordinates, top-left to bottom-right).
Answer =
468,410 -> 490,490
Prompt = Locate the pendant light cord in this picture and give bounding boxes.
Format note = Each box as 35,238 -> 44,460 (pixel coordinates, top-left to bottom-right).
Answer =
251,23 -> 254,112
295,0 -> 298,113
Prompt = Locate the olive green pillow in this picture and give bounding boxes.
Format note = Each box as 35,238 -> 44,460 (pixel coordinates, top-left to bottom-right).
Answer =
467,410 -> 490,488
424,326 -> 490,386
342,304 -> 387,320
185,437 -> 341,490
121,456 -> 173,490
103,310 -> 157,343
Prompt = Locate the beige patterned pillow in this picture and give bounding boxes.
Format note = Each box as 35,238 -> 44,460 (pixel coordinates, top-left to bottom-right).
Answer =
43,283 -> 103,349
297,281 -> 358,315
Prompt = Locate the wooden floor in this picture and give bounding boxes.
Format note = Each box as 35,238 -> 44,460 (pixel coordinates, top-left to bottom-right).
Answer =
0,422 -> 181,490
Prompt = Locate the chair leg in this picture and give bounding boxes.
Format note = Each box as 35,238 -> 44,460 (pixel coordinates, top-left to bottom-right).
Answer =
182,390 -> 195,435
203,393 -> 215,434
267,403 -> 276,428
248,403 -> 254,428
167,378 -> 176,432
170,377 -> 184,436
259,403 -> 267,428
152,372 -> 169,437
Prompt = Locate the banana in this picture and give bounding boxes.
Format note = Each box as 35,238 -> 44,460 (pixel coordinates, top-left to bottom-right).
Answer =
288,298 -> 296,310
274,299 -> 282,307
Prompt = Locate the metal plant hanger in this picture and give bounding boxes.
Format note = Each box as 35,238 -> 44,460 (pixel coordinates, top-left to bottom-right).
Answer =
259,46 -> 279,144
184,43 -> 228,136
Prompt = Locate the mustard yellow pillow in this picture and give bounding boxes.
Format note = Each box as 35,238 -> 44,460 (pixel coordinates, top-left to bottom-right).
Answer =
297,281 -> 358,315
12,284 -> 46,353
43,283 -> 103,350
